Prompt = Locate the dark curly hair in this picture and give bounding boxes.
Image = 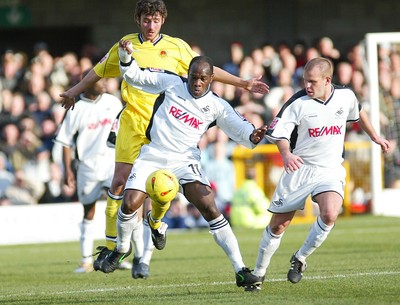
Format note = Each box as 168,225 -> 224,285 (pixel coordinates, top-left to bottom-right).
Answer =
134,0 -> 168,24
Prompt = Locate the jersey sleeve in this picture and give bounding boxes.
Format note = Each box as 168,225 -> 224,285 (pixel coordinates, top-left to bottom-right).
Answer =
266,103 -> 298,143
54,109 -> 77,147
215,99 -> 256,149
120,59 -> 178,95
346,90 -> 361,122
93,34 -> 136,78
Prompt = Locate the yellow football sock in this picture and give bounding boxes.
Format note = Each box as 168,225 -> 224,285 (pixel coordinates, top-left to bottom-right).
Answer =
149,200 -> 170,230
105,191 -> 123,250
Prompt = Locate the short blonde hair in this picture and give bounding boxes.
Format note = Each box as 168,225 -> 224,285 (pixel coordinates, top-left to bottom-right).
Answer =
304,57 -> 333,78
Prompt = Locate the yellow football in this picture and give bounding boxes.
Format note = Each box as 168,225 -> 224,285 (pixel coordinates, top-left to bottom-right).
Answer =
145,169 -> 179,204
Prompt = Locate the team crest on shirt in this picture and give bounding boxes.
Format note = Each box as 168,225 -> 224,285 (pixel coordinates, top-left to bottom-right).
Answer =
272,198 -> 284,207
159,50 -> 167,58
335,107 -> 344,118
201,105 -> 210,113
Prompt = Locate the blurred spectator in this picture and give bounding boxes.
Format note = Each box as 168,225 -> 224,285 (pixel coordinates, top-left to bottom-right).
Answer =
40,117 -> 58,152
317,36 -> 341,67
38,161 -> 76,203
4,92 -> 28,127
261,42 -> 282,86
222,42 -> 244,77
61,52 -> 81,86
305,47 -> 320,61
0,123 -> 22,171
23,71 -> 47,107
0,50 -> 26,91
31,91 -> 54,125
333,61 -> 353,86
0,152 -> 14,204
230,167 -> 271,229
3,169 -> 42,205
264,67 -> 296,120
292,40 -> 307,69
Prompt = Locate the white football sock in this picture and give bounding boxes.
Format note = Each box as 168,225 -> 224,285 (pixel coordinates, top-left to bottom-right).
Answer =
296,216 -> 334,262
116,208 -> 138,253
131,219 -> 144,259
141,218 -> 155,265
209,214 -> 244,273
253,226 -> 283,277
80,218 -> 94,264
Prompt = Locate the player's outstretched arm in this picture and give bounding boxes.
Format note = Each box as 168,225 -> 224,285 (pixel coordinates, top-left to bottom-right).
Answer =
358,109 -> 390,153
213,66 -> 269,94
60,69 -> 101,110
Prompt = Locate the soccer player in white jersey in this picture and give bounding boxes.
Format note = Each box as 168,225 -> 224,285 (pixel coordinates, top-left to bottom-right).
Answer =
246,57 -> 390,291
55,71 -> 124,273
97,40 -> 268,288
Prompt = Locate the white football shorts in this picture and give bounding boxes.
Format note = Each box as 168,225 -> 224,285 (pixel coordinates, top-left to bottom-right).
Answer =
268,164 -> 346,213
124,146 -> 210,194
77,162 -> 113,205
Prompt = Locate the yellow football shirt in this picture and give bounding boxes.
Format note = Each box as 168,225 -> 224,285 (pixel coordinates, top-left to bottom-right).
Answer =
94,33 -> 198,120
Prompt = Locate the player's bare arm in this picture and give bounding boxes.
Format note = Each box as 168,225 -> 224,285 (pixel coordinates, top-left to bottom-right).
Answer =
62,146 -> 76,189
60,69 -> 101,110
213,66 -> 269,94
276,139 -> 304,173
250,125 -> 267,144
358,109 -> 390,153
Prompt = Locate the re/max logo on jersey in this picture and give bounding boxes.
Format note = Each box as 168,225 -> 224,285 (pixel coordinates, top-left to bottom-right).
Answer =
87,118 -> 113,129
308,125 -> 343,137
169,106 -> 203,129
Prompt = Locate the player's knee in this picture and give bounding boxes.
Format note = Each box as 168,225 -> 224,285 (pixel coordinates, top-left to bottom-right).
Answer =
269,223 -> 288,235
122,191 -> 144,214
110,175 -> 126,194
319,213 -> 337,226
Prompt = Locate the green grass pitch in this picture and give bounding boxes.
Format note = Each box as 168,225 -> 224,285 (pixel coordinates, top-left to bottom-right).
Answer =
1,215 -> 399,304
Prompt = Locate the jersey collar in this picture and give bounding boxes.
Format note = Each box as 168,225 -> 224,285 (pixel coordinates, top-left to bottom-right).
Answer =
314,84 -> 334,105
138,33 -> 163,45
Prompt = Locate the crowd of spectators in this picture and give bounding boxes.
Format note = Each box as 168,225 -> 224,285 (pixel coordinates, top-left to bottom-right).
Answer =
1,36 -> 399,225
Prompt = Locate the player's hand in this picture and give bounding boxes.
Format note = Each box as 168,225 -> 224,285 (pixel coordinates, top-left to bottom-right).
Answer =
64,169 -> 76,189
118,40 -> 133,64
281,151 -> 304,173
374,136 -> 391,154
251,125 -> 267,144
60,91 -> 76,110
245,75 -> 270,95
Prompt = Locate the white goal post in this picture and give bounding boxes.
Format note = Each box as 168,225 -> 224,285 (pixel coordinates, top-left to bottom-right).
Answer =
366,32 -> 400,217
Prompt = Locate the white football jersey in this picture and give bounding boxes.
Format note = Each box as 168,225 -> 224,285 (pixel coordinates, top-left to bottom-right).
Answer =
266,86 -> 360,167
120,60 -> 256,161
55,93 -> 123,179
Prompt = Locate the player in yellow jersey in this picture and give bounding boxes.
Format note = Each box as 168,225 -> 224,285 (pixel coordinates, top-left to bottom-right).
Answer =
60,0 -> 269,279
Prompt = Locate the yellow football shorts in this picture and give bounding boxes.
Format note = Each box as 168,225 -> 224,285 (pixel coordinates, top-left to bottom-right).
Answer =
115,106 -> 150,164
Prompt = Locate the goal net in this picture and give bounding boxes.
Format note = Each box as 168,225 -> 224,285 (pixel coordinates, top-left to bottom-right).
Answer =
366,32 -> 400,216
